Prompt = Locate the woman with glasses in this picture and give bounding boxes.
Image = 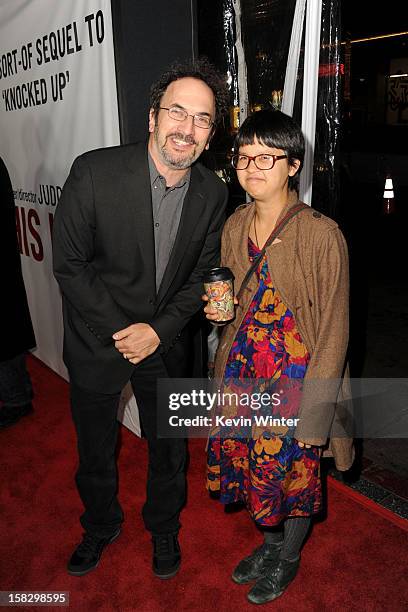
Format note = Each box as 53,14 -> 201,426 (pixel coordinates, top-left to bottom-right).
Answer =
204,110 -> 353,604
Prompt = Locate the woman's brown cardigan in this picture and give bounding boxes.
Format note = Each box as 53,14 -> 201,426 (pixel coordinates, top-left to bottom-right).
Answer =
213,195 -> 354,471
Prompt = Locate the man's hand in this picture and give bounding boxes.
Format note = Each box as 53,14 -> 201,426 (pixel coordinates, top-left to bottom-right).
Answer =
113,323 -> 160,365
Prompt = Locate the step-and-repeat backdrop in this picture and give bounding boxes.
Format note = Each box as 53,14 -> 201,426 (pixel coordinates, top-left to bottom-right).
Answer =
0,0 -> 140,434
0,0 -> 120,377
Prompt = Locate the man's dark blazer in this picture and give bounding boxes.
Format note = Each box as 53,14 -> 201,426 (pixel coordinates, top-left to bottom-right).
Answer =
52,142 -> 228,393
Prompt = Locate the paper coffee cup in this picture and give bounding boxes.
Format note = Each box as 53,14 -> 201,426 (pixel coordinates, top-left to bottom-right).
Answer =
204,267 -> 235,324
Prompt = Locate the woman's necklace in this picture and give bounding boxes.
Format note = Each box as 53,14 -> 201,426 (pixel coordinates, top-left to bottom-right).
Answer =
253,210 -> 280,250
253,213 -> 260,249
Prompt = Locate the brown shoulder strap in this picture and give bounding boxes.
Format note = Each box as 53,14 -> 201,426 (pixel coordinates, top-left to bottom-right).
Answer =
236,202 -> 309,301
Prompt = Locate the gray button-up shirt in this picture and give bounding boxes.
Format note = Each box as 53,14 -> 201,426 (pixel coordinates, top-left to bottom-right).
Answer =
148,154 -> 191,292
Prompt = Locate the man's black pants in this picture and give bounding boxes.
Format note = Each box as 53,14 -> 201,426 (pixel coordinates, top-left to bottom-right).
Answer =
70,353 -> 186,538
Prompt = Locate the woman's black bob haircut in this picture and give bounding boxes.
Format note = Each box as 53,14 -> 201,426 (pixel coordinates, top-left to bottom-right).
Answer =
233,110 -> 305,191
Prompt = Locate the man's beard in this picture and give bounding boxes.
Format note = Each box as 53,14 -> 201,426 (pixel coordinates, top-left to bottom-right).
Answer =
155,127 -> 201,170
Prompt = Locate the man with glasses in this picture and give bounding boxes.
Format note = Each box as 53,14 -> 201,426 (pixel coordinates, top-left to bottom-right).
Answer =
53,59 -> 228,579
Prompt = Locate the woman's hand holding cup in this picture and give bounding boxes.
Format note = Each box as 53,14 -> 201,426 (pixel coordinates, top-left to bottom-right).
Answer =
202,293 -> 238,324
203,267 -> 236,325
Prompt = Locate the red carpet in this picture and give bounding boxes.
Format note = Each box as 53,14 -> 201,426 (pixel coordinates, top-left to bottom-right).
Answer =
1,356 -> 407,611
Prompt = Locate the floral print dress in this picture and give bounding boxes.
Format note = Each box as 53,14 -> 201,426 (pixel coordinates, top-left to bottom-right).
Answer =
207,238 -> 322,526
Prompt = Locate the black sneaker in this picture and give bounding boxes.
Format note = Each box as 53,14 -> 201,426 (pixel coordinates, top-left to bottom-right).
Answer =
152,533 -> 181,579
0,403 -> 33,429
67,529 -> 121,576
247,557 -> 300,604
231,542 -> 282,584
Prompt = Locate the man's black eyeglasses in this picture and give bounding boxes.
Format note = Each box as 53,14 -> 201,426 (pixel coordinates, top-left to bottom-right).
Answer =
160,106 -> 213,129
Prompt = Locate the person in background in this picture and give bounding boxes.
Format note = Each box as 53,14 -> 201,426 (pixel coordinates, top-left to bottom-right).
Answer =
53,59 -> 228,579
204,110 -> 353,604
0,157 -> 36,429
